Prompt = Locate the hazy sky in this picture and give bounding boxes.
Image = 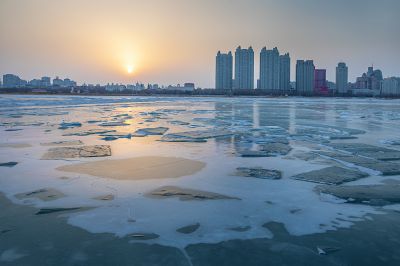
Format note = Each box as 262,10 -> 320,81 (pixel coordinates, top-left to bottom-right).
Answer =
1,0 -> 399,87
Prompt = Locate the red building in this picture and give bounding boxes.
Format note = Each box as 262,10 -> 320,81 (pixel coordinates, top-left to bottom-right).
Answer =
314,69 -> 328,95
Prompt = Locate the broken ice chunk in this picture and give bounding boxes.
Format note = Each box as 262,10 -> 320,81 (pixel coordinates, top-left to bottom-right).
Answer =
147,186 -> 240,201
133,127 -> 169,137
316,184 -> 400,206
291,166 -> 368,185
235,167 -> 282,180
99,121 -> 129,127
58,122 -> 82,130
317,246 -> 340,255
42,145 -> 111,159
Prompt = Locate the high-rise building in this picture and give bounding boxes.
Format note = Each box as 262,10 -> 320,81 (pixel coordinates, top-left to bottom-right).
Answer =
215,51 -> 233,90
336,62 -> 348,94
296,60 -> 315,95
279,53 -> 291,91
259,47 -> 280,90
234,46 -> 254,90
314,69 -> 328,95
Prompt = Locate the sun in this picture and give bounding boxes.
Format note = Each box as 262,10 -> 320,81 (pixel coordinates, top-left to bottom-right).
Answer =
127,65 -> 134,74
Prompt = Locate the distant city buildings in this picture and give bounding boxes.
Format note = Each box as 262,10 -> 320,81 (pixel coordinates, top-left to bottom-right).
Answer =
336,62 -> 348,95
296,60 -> 315,95
215,51 -> 233,90
1,74 -> 76,89
212,46 -> 399,97
234,46 -> 254,90
105,83 -> 127,92
2,54 -> 400,97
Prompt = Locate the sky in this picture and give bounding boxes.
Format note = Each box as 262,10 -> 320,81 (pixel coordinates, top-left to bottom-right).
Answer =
0,0 -> 399,88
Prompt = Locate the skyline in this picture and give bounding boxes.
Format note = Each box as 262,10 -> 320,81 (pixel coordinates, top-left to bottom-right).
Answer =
1,0 -> 399,88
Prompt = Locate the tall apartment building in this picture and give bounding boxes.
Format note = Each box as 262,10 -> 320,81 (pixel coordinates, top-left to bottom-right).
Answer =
234,46 -> 254,90
259,47 -> 280,90
296,60 -> 315,95
336,62 -> 348,94
279,53 -> 291,91
215,51 -> 233,90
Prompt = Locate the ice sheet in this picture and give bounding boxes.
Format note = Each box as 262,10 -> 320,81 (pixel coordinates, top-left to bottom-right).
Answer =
1,95 -> 399,248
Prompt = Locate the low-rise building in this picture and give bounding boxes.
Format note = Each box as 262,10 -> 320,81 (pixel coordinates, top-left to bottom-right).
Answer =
166,83 -> 195,92
3,74 -> 27,88
381,77 -> 400,96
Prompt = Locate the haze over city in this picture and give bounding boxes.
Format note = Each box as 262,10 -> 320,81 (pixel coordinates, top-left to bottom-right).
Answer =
1,0 -> 399,87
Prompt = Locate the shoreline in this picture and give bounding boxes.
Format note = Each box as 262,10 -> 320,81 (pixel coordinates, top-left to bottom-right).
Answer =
1,92 -> 400,100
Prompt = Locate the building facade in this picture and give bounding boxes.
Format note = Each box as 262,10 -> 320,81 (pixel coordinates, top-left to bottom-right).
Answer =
336,62 -> 348,94
234,46 -> 254,90
215,51 -> 233,90
353,66 -> 383,96
314,69 -> 328,95
296,60 -> 315,95
279,53 -> 291,91
259,47 -> 280,91
2,74 -> 27,88
381,77 -> 400,96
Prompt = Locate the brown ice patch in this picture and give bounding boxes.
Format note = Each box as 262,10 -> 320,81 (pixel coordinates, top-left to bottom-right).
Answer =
147,186 -> 240,201
0,143 -> 32,148
42,145 -> 111,160
56,156 -> 205,180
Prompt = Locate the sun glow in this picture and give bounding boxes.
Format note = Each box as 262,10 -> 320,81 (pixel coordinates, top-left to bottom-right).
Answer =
127,65 -> 134,74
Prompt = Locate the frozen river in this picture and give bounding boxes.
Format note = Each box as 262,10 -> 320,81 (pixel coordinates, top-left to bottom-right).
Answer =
1,95 -> 400,265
